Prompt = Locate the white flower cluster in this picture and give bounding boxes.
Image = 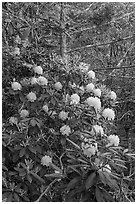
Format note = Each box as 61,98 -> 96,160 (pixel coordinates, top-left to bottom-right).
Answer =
87,97 -> 101,111
31,76 -> 48,86
109,91 -> 117,100
11,82 -> 22,91
87,70 -> 95,79
9,117 -> 18,125
60,125 -> 71,136
54,82 -> 63,91
33,65 -> 43,75
86,83 -> 95,92
92,125 -> 104,136
41,155 -> 52,167
70,93 -> 80,105
27,92 -> 37,102
31,77 -> 38,85
20,109 -> 29,118
93,88 -> 101,98
81,142 -> 98,157
102,108 -> 115,120
38,76 -> 48,86
59,111 -> 68,121
107,135 -> 120,147
13,47 -> 20,55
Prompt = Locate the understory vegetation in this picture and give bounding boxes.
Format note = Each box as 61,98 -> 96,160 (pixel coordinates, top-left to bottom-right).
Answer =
2,2 -> 135,202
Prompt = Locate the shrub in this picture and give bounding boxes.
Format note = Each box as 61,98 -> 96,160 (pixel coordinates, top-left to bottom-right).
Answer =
2,44 -> 134,202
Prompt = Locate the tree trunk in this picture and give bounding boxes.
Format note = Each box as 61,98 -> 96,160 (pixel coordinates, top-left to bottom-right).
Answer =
60,3 -> 68,68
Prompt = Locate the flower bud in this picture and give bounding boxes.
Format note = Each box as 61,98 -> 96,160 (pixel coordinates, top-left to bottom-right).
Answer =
42,104 -> 49,113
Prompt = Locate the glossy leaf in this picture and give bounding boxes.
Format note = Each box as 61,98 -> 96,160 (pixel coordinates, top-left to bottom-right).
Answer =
85,172 -> 96,190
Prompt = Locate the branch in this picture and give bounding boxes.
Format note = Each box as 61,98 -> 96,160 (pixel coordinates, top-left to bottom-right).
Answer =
108,43 -> 134,76
70,11 -> 134,34
93,65 -> 134,71
67,35 -> 134,53
2,9 -> 31,28
35,179 -> 58,202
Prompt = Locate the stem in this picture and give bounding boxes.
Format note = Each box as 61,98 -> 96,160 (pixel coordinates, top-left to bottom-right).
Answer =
35,179 -> 58,202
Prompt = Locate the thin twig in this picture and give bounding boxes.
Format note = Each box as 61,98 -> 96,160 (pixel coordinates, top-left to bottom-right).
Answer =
35,179 -> 58,202
67,35 -> 134,53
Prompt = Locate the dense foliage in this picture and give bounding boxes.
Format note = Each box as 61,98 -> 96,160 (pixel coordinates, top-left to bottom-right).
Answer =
2,2 -> 135,202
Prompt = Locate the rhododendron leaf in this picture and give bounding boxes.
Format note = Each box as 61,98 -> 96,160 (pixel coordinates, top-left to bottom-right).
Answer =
7,193 -> 13,202
13,193 -> 20,202
60,136 -> 66,146
19,148 -> 26,157
85,172 -> 96,189
29,146 -> 37,154
67,177 -> 80,191
30,172 -> 45,183
27,174 -> 32,183
95,187 -> 104,202
19,170 -> 26,177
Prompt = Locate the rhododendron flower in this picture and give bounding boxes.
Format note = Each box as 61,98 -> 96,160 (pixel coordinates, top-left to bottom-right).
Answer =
82,143 -> 97,157
70,93 -> 80,104
93,125 -> 104,135
86,83 -> 95,92
33,65 -> 43,75
9,117 -> 18,125
15,35 -> 21,44
31,77 -> 38,85
20,109 -> 29,118
60,125 -> 71,136
107,135 -> 120,147
38,76 -> 48,86
13,47 -> 20,55
87,70 -> 95,79
102,108 -> 115,120
27,92 -> 37,102
11,81 -> 22,91
93,88 -> 101,98
42,104 -> 49,113
94,97 -> 101,111
41,155 -> 52,167
87,97 -> 101,111
59,111 -> 68,121
109,91 -> 117,100
102,164 -> 111,173
54,82 -> 63,91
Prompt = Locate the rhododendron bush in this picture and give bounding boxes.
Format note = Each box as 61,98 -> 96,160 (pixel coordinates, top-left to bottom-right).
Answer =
2,51 -> 134,202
